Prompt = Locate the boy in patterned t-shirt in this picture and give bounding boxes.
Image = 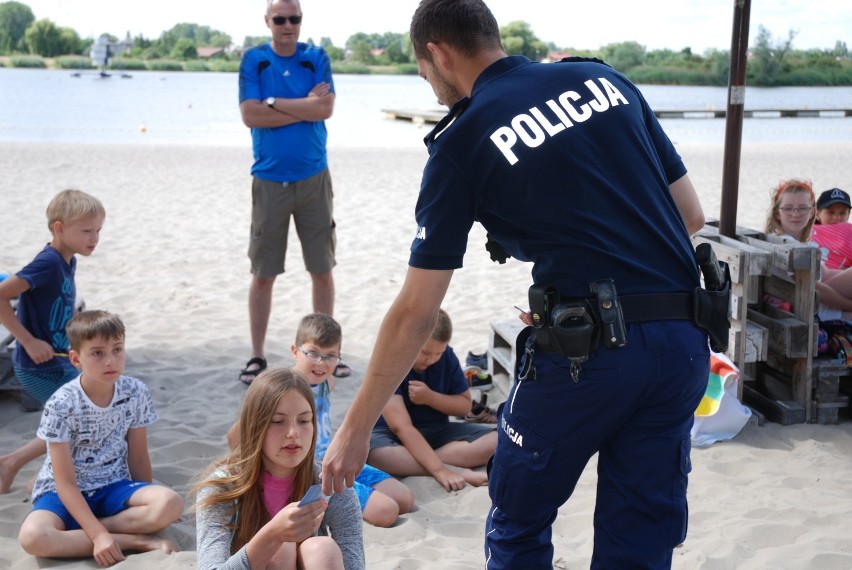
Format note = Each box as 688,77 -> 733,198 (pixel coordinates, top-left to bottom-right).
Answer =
18,311 -> 183,566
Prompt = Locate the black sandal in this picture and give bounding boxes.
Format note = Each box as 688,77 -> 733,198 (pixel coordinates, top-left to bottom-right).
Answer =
333,362 -> 351,378
239,357 -> 267,384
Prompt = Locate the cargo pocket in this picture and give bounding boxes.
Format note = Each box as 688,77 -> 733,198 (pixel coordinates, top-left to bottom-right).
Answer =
670,436 -> 691,547
488,413 -> 557,521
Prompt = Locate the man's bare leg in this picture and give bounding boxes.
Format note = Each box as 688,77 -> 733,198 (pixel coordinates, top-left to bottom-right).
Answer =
310,271 -> 334,316
243,274 -> 276,382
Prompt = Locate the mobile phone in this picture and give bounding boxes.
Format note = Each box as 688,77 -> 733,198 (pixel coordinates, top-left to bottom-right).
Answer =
298,483 -> 327,506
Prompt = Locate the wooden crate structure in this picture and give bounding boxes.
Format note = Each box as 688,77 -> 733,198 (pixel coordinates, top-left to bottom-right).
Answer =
487,319 -> 525,396
486,225 -> 850,424
736,233 -> 849,423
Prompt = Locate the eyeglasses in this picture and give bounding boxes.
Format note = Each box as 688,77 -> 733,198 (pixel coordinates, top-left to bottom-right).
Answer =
297,346 -> 340,366
271,15 -> 302,25
778,206 -> 813,215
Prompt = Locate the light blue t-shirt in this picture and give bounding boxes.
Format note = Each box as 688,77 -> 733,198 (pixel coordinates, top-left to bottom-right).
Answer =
311,380 -> 332,460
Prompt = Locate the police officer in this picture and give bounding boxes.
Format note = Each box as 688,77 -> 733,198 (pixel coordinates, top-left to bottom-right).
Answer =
322,1 -> 710,568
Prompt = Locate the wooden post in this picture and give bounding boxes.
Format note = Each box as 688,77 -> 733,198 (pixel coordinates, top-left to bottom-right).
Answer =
719,0 -> 751,238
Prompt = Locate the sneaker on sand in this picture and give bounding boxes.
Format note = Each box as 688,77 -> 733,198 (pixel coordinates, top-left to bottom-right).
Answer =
465,350 -> 488,369
463,393 -> 498,424
464,365 -> 493,391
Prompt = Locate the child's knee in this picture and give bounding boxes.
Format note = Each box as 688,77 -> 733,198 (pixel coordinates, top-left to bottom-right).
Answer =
365,498 -> 399,528
156,488 -> 185,523
19,517 -> 55,555
299,535 -> 343,566
137,486 -> 184,527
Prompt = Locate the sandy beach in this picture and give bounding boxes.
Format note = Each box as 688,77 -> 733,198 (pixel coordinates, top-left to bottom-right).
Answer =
1,140 -> 851,569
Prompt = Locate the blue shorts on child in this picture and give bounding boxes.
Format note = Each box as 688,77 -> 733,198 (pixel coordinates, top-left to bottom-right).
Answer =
32,479 -> 151,530
353,464 -> 392,510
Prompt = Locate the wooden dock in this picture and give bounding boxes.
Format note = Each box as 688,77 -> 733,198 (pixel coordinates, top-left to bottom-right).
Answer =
382,108 -> 446,125
383,107 -> 852,125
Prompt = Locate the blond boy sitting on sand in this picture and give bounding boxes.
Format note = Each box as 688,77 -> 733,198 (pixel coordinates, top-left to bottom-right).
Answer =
18,310 -> 182,565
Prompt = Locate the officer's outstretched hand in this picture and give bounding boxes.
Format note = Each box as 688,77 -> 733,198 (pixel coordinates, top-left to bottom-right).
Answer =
321,424 -> 368,496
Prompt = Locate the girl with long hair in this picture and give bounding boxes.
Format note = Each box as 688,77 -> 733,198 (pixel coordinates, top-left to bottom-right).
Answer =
194,369 -> 364,570
765,179 -> 852,319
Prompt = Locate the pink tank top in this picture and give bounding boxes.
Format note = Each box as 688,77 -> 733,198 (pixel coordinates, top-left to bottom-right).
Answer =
261,471 -> 294,517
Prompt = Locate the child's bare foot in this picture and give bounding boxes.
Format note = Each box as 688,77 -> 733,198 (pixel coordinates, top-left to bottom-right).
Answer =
460,469 -> 488,487
124,534 -> 178,555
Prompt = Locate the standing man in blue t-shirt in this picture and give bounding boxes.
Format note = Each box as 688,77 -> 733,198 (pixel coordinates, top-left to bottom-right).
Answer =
324,1 -> 711,569
237,0 -> 339,384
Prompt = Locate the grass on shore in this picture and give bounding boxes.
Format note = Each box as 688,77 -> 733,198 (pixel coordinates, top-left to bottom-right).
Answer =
0,55 -> 419,75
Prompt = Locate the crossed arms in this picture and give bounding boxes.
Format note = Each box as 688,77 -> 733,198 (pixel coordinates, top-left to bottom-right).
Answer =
240,82 -> 335,129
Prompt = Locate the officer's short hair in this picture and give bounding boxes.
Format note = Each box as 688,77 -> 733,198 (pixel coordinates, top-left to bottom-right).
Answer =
410,0 -> 502,61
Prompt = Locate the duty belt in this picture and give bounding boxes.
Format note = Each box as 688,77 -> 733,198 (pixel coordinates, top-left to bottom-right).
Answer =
616,292 -> 694,322
521,290 -> 698,382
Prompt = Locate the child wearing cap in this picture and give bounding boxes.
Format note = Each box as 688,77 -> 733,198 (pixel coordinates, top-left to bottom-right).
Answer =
815,187 -> 851,225
812,187 -> 852,270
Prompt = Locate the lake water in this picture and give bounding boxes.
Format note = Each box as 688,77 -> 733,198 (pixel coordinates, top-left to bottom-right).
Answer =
1,68 -> 850,147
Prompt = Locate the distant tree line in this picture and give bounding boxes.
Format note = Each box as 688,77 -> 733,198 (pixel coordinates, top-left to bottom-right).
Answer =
1,0 -> 849,85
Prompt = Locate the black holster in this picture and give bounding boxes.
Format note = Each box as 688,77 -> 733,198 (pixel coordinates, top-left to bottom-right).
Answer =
693,283 -> 731,352
694,244 -> 732,353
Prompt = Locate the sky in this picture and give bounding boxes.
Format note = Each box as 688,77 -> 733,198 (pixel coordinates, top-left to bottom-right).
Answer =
18,0 -> 852,54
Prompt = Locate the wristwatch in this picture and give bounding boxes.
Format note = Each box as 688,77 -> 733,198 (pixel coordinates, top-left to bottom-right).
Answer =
266,97 -> 276,108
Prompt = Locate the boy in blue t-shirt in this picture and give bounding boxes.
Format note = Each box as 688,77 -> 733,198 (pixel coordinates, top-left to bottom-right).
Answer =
18,310 -> 182,564
0,189 -> 105,495
369,309 -> 496,492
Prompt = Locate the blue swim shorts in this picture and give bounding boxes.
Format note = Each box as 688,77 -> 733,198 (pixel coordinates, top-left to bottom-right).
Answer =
353,464 -> 392,510
32,479 -> 151,530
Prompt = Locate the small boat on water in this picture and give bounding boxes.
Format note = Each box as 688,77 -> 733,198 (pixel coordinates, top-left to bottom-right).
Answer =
70,34 -> 134,79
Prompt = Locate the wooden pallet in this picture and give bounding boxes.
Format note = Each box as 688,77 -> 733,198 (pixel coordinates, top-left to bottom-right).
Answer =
485,224 -> 848,425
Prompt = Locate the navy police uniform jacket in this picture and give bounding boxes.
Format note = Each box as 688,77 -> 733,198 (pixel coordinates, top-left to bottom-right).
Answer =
409,56 -> 700,298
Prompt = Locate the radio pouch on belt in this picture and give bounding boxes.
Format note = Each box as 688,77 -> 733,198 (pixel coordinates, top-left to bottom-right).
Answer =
528,285 -> 599,364
694,243 -> 732,353
549,302 -> 599,360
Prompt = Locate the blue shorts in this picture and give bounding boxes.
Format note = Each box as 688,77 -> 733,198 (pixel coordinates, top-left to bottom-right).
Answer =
353,464 -> 392,510
32,480 -> 151,530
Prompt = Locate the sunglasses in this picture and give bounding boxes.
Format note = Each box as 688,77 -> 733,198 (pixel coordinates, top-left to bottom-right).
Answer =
271,15 -> 302,25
